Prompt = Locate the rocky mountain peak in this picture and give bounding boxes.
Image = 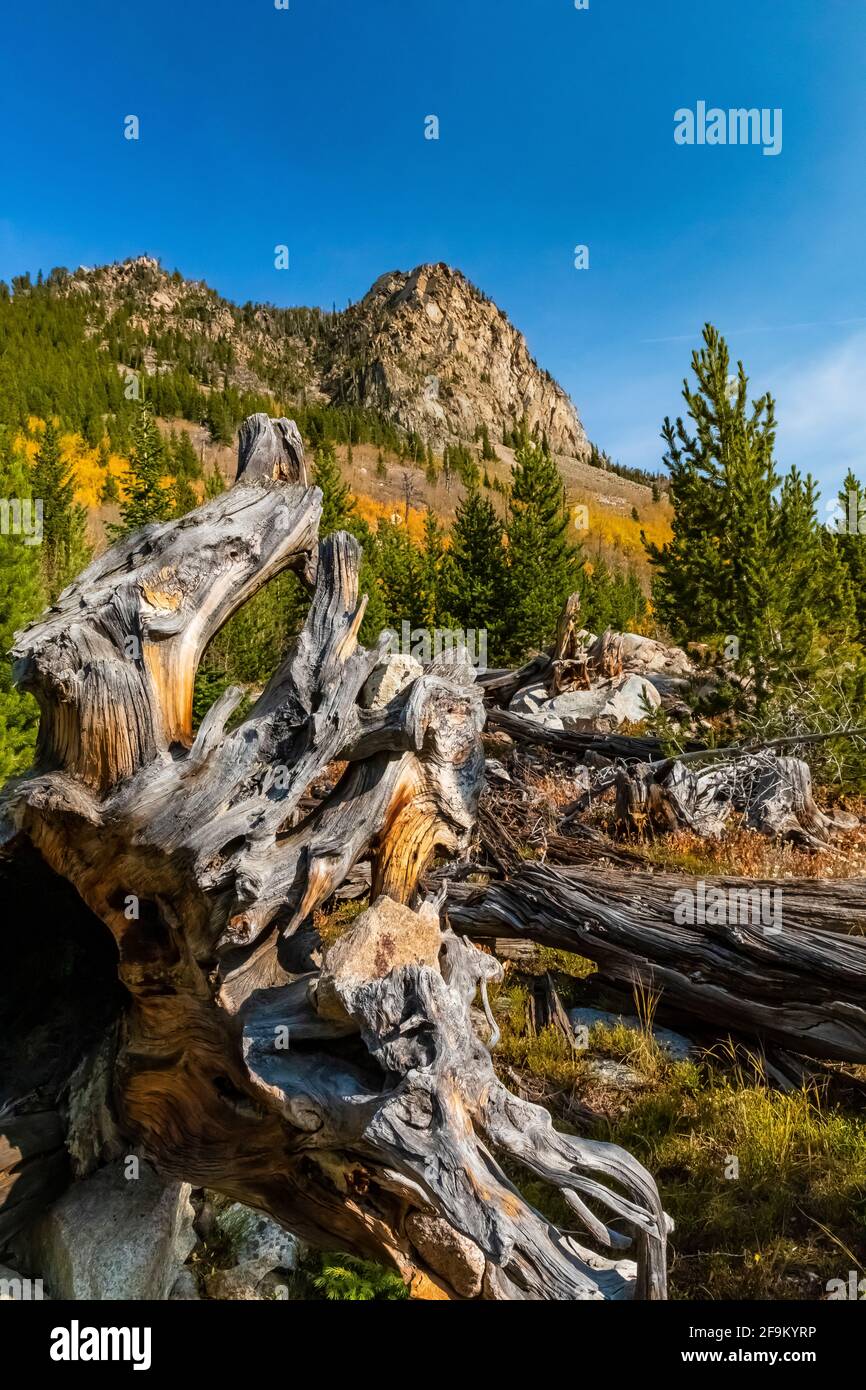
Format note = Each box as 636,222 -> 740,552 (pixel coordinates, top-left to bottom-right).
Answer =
331,263 -> 588,455
56,255 -> 588,457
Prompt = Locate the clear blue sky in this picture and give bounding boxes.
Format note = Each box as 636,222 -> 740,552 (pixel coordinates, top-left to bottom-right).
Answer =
2,0 -> 865,498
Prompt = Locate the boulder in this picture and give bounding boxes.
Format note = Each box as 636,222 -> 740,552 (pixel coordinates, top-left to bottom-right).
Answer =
359,653 -> 423,710
316,895 -> 442,1023
13,1159 -> 196,1300
601,674 -> 661,724
508,680 -> 549,715
619,633 -> 694,678
520,709 -> 565,731
570,1007 -> 695,1063
406,1211 -> 485,1299
584,1059 -> 645,1091
203,1203 -> 300,1301
548,687 -> 611,723
169,1267 -> 201,1300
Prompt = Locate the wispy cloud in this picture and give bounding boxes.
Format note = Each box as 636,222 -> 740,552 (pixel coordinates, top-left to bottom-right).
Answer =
774,331 -> 866,495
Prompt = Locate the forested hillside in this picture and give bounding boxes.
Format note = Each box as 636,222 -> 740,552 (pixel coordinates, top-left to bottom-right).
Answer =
0,258 -> 663,776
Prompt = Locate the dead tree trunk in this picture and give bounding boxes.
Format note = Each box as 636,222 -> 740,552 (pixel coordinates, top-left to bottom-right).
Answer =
0,415 -> 668,1300
614,755 -> 859,849
447,864 -> 866,1063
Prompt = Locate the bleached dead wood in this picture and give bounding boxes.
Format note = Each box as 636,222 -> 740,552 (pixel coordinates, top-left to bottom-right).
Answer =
0,415 -> 669,1299
615,753 -> 859,848
447,864 -> 866,1063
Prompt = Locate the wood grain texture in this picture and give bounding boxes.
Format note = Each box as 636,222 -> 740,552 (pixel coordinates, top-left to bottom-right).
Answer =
0,415 -> 669,1300
447,863 -> 866,1062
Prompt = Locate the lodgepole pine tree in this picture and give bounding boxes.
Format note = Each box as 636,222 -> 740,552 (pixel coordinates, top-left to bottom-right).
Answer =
114,404 -> 173,535
646,326 -> 857,702
441,485 -> 507,660
502,437 -> 580,663
313,440 -> 356,535
0,433 -> 44,778
834,470 -> 866,644
417,508 -> 446,629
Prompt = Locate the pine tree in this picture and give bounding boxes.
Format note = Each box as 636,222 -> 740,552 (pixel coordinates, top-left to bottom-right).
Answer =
171,429 -> 203,481
313,441 -> 355,535
502,438 -> 580,663
645,325 -> 856,701
205,395 -> 233,446
480,423 -> 496,461
204,461 -> 225,499
834,470 -> 866,643
31,418 -> 90,597
172,476 -> 199,517
115,404 -> 173,534
580,557 -> 647,634
417,509 -> 446,628
441,486 -> 507,660
372,519 -> 422,630
0,433 -> 44,779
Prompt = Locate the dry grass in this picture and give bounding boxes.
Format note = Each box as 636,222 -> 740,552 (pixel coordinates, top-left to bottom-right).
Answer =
638,823 -> 866,880
490,973 -> 866,1300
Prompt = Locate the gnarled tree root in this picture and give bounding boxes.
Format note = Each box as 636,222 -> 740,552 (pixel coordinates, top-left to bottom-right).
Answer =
0,415 -> 669,1300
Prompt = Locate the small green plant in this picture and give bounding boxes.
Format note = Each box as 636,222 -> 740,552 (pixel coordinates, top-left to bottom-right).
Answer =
311,1252 -> 409,1301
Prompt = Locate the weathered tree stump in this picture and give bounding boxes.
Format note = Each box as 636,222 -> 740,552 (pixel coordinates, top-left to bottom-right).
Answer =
0,416 -> 668,1300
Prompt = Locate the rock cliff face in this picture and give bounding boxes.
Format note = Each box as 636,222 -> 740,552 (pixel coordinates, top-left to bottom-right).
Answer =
325,263 -> 589,455
65,257 -> 588,455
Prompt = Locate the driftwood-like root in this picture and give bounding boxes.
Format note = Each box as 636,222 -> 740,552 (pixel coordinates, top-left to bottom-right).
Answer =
0,416 -> 669,1299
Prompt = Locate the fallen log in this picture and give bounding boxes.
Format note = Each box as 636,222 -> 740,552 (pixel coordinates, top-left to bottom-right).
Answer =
486,706 -> 705,761
615,753 -> 859,849
0,414 -> 669,1301
447,863 -> 866,1063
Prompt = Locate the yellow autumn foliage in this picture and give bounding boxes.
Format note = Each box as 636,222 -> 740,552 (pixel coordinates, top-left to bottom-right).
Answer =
574,498 -> 672,561
16,417 -> 176,509
354,494 -> 429,544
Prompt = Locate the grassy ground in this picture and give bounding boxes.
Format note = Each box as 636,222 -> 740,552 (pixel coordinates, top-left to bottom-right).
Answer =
489,948 -> 866,1300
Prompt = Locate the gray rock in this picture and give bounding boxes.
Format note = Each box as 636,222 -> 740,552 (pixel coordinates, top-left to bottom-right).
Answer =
14,1159 -> 196,1300
584,1059 -> 644,1091
359,653 -> 422,710
508,680 -> 549,715
169,1267 -> 201,1300
548,687 -> 611,722
601,674 -> 661,724
316,894 -> 441,1024
524,710 -> 565,731
203,1204 -> 300,1301
642,672 -> 692,698
483,758 -> 511,784
570,1007 -> 695,1062
620,633 -> 694,677
547,675 -> 660,729
224,1204 -> 299,1272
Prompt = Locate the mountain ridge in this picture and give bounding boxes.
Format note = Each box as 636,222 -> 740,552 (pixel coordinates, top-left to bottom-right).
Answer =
57,255 -> 589,457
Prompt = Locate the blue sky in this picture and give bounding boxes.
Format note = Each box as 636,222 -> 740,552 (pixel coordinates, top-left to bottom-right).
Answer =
2,0 -> 865,498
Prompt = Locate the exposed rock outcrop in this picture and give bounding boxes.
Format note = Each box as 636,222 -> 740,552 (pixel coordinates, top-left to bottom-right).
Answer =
327,263 -> 589,454
12,1159 -> 196,1301
63,257 -> 589,456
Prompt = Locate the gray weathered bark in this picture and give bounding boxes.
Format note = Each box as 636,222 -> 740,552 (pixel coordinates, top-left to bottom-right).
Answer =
0,416 -> 669,1300
447,864 -> 866,1063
